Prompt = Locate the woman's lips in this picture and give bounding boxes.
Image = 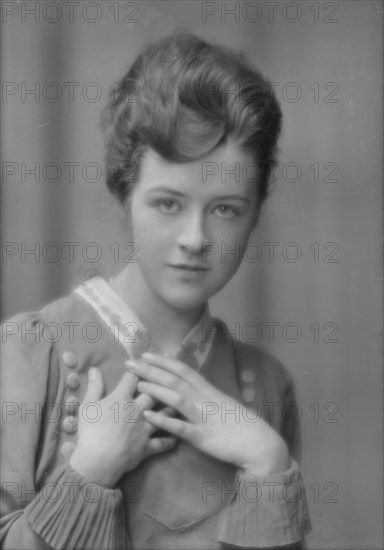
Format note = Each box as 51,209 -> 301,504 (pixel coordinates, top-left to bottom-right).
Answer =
168,263 -> 209,271
167,264 -> 210,279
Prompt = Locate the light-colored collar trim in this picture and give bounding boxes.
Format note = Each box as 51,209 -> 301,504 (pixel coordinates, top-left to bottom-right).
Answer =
74,276 -> 217,371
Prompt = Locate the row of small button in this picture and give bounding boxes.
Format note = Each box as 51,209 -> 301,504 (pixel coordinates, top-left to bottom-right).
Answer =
61,351 -> 81,456
241,368 -> 257,402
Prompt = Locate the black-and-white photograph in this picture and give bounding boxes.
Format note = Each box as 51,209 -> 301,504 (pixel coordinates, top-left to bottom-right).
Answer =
1,1 -> 382,549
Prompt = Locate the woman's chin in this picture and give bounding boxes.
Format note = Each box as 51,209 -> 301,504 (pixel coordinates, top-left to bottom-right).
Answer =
160,289 -> 210,311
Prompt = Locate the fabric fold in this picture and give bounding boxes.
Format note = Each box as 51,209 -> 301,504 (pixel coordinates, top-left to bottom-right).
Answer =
217,459 -> 311,548
24,460 -> 127,550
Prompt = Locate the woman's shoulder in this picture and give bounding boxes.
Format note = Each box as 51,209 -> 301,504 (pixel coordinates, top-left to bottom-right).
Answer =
2,287 -> 94,328
234,339 -> 293,383
213,318 -> 293,389
0,296 -> 81,409
0,289 -> 94,363
227,336 -> 296,405
211,318 -> 295,402
3,289 -> 78,321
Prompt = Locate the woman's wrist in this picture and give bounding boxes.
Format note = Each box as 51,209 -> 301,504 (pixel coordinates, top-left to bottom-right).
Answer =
241,440 -> 290,477
69,451 -> 118,488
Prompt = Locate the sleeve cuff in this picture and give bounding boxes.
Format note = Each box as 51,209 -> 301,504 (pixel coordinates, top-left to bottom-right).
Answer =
217,459 -> 311,548
24,459 -> 127,550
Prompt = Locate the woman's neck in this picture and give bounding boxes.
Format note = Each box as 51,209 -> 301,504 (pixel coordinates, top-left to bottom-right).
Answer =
112,265 -> 205,354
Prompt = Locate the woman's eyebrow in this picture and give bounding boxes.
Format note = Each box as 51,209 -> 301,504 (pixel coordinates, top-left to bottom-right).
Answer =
147,186 -> 251,203
147,186 -> 186,198
212,194 -> 251,204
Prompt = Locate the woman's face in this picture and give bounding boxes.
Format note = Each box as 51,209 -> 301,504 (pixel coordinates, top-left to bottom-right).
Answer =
128,140 -> 258,310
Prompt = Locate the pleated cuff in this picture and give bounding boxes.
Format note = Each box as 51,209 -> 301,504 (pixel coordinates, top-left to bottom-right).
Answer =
24,460 -> 126,550
217,459 -> 311,548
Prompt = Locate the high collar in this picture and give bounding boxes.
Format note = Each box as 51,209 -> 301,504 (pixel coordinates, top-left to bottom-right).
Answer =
74,276 -> 217,371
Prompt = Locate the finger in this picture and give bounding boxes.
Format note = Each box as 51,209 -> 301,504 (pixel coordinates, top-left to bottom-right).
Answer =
140,353 -> 203,388
83,367 -> 104,403
135,392 -> 156,412
135,398 -> 177,418
110,371 -> 139,401
161,405 -> 178,417
144,436 -> 178,459
125,359 -> 189,395
144,404 -> 179,435
143,410 -> 194,441
137,381 -> 190,417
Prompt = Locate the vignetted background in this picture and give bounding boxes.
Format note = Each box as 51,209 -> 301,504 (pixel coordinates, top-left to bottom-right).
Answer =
1,1 -> 383,548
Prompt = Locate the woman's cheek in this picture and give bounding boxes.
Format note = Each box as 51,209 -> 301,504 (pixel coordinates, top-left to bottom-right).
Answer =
132,217 -> 168,251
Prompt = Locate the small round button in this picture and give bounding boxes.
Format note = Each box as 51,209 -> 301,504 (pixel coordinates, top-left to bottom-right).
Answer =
62,351 -> 78,369
242,388 -> 256,403
241,369 -> 256,384
63,416 -> 78,434
60,441 -> 76,457
63,395 -> 80,414
66,372 -> 80,390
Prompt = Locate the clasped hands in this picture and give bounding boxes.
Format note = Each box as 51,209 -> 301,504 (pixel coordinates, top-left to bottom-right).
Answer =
126,353 -> 290,477
70,352 -> 289,488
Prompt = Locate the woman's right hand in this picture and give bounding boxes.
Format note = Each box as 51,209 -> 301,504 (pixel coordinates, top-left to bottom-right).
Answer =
69,367 -> 177,488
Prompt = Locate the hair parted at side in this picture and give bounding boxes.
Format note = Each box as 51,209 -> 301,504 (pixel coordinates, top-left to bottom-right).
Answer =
101,29 -> 282,207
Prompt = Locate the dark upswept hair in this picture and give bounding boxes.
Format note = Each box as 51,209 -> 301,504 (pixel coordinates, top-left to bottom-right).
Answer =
101,29 -> 282,209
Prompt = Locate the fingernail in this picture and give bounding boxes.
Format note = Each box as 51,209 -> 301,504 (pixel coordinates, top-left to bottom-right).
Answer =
125,360 -> 138,371
142,352 -> 155,360
137,381 -> 146,391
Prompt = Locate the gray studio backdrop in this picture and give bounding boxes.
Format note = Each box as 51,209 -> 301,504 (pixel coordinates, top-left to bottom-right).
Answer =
1,1 -> 383,549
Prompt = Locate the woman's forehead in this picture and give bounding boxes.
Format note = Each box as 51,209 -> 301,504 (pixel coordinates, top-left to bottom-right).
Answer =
137,143 -> 258,197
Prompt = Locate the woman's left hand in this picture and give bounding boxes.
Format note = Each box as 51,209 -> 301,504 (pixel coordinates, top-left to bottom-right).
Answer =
125,352 -> 290,476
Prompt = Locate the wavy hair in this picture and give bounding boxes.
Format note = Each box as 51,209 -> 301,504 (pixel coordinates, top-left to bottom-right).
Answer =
101,29 -> 282,208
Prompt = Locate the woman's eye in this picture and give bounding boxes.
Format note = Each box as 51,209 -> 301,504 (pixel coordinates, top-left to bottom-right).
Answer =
214,205 -> 239,218
155,200 -> 180,213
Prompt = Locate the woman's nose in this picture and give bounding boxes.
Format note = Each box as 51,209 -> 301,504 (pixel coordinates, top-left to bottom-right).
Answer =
177,213 -> 207,253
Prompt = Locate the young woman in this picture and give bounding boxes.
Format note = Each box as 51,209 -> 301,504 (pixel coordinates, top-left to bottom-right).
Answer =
1,31 -> 311,549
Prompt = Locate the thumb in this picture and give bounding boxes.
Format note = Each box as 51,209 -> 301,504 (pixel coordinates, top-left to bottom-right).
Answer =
83,367 -> 104,403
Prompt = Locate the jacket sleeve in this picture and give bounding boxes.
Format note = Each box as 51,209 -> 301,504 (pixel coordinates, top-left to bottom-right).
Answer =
0,312 -> 126,550
216,343 -> 311,548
